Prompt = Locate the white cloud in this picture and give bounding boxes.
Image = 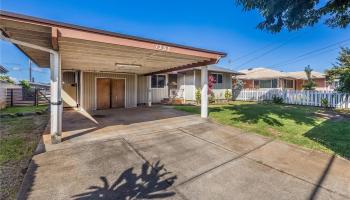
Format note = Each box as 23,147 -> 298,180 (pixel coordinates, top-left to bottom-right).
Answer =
32,67 -> 43,72
11,66 -> 21,71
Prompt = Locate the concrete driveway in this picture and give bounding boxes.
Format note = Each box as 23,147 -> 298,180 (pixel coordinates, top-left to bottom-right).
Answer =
19,106 -> 350,200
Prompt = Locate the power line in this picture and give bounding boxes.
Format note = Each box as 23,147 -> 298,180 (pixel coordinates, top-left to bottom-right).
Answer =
267,38 -> 350,68
233,42 -> 276,62
267,46 -> 343,70
235,33 -> 304,69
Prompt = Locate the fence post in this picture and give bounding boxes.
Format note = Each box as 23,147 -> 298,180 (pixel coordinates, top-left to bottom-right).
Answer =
34,88 -> 38,106
10,89 -> 13,107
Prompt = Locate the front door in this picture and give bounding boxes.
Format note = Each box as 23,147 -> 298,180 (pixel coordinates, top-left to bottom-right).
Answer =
111,79 -> 125,108
97,78 -> 111,109
96,78 -> 125,109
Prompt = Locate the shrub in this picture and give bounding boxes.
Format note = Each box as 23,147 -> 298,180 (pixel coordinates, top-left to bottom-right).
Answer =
19,80 -> 31,90
195,88 -> 201,104
272,96 -> 284,104
224,89 -> 232,101
321,98 -> 329,108
209,92 -> 216,103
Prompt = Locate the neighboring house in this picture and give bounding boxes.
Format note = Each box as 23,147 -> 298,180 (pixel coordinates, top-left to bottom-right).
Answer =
0,11 -> 226,142
234,67 -> 328,90
0,64 -> 17,109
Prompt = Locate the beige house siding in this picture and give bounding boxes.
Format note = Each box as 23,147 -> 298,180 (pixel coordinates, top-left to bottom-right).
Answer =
79,70 -> 232,110
82,72 -> 137,111
183,71 -> 195,101
194,70 -> 232,100
137,75 -> 148,104
137,75 -> 168,104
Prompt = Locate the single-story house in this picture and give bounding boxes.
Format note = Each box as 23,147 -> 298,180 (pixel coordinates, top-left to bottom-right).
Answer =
234,67 -> 328,90
0,11 -> 227,143
137,65 -> 241,104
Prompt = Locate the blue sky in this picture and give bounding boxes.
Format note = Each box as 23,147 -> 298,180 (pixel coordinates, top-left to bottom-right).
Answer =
1,0 -> 349,83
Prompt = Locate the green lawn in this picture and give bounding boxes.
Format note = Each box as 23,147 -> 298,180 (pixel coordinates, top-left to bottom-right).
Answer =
0,114 -> 49,199
174,101 -> 350,159
0,105 -> 47,114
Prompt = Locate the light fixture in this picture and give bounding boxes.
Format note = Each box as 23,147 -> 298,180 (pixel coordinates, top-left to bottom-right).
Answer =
115,63 -> 141,69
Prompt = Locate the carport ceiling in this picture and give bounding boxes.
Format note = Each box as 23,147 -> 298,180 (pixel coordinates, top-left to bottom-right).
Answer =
0,11 -> 226,75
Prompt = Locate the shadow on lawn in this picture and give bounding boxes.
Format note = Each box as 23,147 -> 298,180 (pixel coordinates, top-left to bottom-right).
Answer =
304,118 -> 350,159
210,103 -> 319,127
73,161 -> 177,200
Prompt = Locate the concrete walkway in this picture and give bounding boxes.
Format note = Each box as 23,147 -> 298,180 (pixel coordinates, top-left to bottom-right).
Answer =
19,106 -> 350,200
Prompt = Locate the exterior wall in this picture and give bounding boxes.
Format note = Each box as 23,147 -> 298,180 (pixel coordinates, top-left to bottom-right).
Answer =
82,72 -> 137,111
0,87 -> 6,109
137,75 -> 168,104
62,71 -> 78,108
137,75 -> 148,104
243,80 -> 253,89
184,71 -> 195,101
295,79 -> 304,90
177,73 -> 185,98
314,78 -> 326,88
193,70 -> 232,100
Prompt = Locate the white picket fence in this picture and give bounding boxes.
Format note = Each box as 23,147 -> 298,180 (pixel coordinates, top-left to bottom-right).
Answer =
233,89 -> 350,109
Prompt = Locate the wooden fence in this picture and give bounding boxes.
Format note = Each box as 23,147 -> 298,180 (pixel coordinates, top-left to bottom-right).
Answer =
233,89 -> 350,109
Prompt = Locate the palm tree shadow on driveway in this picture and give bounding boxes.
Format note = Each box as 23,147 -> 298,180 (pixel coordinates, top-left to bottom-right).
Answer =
72,161 -> 177,200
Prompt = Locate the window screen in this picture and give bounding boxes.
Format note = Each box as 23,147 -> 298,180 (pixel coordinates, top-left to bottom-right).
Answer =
254,80 -> 260,88
212,73 -> 223,84
260,80 -> 272,88
272,79 -> 278,88
151,75 -> 166,88
284,79 -> 294,88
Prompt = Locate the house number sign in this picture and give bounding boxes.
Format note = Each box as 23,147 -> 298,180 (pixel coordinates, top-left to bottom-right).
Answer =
155,44 -> 170,51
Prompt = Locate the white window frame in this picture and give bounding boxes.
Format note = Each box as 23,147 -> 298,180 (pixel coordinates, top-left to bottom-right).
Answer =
283,79 -> 294,89
211,73 -> 223,85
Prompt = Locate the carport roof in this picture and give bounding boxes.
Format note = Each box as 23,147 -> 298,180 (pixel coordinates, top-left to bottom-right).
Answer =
0,10 -> 226,75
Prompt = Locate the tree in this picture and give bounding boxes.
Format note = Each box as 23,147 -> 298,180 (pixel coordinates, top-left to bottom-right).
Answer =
326,47 -> 350,93
0,74 -> 15,84
302,65 -> 317,90
235,0 -> 350,32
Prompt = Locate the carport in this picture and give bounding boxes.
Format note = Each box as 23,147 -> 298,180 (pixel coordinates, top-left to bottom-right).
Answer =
0,11 -> 226,143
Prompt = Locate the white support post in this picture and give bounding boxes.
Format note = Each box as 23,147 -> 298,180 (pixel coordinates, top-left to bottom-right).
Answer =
79,70 -> 84,111
147,75 -> 152,107
0,33 -> 63,144
50,53 -> 62,143
134,74 -> 138,107
201,66 -> 208,118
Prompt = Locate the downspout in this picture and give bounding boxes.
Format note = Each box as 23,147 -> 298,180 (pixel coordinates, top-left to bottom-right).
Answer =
0,33 -> 62,143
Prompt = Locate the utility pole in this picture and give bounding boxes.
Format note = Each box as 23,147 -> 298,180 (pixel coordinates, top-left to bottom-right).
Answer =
29,59 -> 33,82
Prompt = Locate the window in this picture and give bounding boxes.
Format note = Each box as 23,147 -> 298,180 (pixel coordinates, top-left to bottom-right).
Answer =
253,79 -> 278,88
151,75 -> 166,88
284,79 -> 294,89
211,73 -> 223,84
254,80 -> 260,88
272,79 -> 278,88
260,80 -> 271,88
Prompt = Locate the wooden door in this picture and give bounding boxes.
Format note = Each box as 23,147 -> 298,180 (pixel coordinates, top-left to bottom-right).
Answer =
111,79 -> 125,108
96,78 -> 111,109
